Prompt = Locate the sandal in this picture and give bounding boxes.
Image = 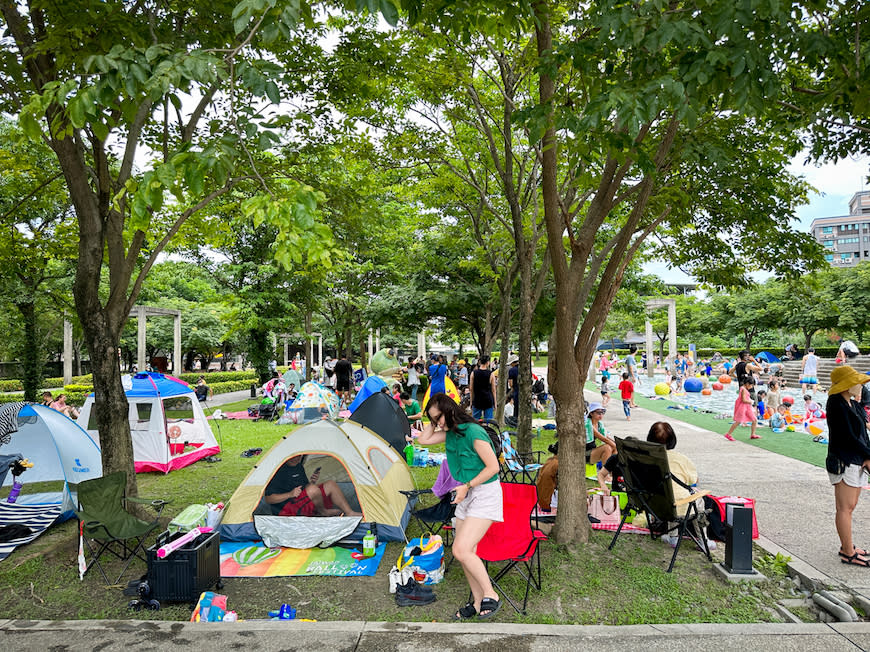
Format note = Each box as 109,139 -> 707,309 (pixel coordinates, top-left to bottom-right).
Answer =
477,597 -> 501,619
840,547 -> 869,559
750,434 -> 762,439
453,602 -> 477,621
724,434 -> 736,442
840,551 -> 870,567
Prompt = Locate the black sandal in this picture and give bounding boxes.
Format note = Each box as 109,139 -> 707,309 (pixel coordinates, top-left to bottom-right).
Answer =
477,597 -> 501,619
840,547 -> 869,560
453,602 -> 477,620
840,550 -> 870,567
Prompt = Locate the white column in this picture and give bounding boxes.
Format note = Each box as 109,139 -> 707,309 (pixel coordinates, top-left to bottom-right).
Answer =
173,314 -> 182,374
283,337 -> 289,366
375,327 -> 380,352
318,334 -> 323,369
418,332 -> 425,360
63,317 -> 73,384
137,306 -> 146,371
668,301 -> 678,369
646,318 -> 655,378
367,328 -> 373,369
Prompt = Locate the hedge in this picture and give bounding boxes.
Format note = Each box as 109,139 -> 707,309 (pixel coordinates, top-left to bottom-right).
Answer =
177,370 -> 257,384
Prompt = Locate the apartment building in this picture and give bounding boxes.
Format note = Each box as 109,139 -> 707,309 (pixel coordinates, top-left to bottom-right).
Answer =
809,191 -> 870,267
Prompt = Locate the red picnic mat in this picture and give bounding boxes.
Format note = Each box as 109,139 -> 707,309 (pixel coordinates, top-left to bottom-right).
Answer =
590,521 -> 651,534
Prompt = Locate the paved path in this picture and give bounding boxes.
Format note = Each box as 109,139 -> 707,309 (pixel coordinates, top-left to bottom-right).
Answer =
3,619 -> 870,651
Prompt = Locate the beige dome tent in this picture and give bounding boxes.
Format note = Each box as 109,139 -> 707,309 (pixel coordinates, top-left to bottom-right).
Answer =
220,420 -> 414,548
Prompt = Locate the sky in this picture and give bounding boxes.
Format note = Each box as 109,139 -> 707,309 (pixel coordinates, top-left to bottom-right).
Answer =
645,154 -> 870,284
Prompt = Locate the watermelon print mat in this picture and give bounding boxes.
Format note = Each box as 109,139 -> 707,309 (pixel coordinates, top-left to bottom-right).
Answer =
220,541 -> 386,577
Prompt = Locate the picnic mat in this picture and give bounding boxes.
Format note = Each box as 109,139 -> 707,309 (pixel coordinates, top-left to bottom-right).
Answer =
220,540 -> 386,577
0,502 -> 63,561
208,411 -> 256,420
590,521 -> 650,534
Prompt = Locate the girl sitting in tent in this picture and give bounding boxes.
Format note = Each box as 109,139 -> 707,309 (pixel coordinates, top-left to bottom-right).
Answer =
264,455 -> 361,518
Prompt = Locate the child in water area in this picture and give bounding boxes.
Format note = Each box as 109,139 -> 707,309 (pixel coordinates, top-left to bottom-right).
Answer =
803,394 -> 822,418
724,378 -> 760,441
756,390 -> 767,421
770,404 -> 788,432
600,370 -> 611,406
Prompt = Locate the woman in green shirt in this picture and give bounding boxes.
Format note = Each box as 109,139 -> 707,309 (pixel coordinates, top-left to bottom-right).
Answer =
417,393 -> 502,620
586,402 -> 616,466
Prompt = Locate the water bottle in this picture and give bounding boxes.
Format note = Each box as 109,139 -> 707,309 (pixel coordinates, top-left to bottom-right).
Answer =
536,427 -> 541,439
6,478 -> 22,503
404,444 -> 414,466
363,530 -> 376,557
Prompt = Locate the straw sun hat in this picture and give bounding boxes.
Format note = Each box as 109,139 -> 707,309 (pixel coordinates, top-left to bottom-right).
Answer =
828,365 -> 870,395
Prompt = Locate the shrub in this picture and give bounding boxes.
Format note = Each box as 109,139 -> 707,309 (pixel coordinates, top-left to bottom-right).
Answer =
177,370 -> 257,385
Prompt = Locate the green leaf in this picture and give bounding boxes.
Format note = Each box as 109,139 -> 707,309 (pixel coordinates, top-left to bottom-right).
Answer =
379,0 -> 399,26
264,80 -> 281,104
68,96 -> 86,128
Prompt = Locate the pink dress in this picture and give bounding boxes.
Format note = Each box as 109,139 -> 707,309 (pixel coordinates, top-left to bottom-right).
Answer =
733,387 -> 755,423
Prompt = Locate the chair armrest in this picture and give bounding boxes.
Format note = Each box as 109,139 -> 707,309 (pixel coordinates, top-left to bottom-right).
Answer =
674,490 -> 710,507
128,497 -> 171,517
400,489 -> 433,499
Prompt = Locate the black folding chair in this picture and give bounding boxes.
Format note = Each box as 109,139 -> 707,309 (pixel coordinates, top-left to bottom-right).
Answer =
400,489 -> 455,546
608,437 -> 711,573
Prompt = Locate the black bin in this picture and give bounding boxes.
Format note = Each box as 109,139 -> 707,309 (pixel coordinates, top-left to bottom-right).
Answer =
147,529 -> 221,602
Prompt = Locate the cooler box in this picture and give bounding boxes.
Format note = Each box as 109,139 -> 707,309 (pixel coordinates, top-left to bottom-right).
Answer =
147,529 -> 221,602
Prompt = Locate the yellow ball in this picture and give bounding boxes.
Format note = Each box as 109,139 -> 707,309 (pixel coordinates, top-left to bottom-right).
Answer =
654,382 -> 671,396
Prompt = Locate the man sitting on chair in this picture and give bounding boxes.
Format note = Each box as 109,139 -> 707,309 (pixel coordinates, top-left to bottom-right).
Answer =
264,455 -> 361,517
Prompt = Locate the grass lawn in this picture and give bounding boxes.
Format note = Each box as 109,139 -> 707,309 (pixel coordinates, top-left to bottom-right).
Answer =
0,397 -> 799,624
590,383 -> 827,469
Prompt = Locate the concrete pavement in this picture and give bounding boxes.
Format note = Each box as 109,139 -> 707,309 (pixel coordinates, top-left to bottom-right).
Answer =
3,619 -> 870,651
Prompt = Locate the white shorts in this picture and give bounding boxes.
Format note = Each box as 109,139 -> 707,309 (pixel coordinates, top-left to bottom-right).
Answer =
828,464 -> 869,488
454,480 -> 503,523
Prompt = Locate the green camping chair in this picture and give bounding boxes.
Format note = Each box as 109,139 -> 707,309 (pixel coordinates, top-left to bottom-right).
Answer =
75,471 -> 170,585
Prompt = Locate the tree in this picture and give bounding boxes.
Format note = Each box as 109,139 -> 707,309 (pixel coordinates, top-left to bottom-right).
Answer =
0,0 -> 357,493
0,119 -> 77,399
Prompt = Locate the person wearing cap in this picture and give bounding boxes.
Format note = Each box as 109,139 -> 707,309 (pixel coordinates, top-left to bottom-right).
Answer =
456,359 -> 469,391
825,365 -> 870,567
585,402 -> 616,466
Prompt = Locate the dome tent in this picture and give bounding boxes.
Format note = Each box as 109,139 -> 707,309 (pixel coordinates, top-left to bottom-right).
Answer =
281,381 -> 340,424
78,372 -> 220,474
220,419 -> 414,548
0,403 -> 102,560
347,391 -> 410,455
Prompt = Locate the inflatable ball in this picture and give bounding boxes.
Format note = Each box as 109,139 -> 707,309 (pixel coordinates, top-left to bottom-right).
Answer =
782,395 -> 795,406
701,388 -> 712,396
654,382 -> 671,396
712,382 -> 723,391
683,377 -> 703,393
718,375 -> 732,384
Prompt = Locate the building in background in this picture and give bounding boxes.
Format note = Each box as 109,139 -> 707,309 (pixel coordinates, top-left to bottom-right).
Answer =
810,191 -> 870,267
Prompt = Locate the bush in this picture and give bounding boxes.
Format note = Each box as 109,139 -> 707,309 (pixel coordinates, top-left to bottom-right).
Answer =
209,379 -> 258,395
177,370 -> 257,385
63,384 -> 93,393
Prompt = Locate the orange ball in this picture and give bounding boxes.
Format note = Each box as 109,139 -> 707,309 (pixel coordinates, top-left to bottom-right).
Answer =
719,375 -> 732,384
702,389 -> 712,395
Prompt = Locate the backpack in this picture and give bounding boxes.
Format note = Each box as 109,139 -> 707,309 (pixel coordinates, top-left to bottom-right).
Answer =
532,378 -> 545,394
479,422 -> 503,459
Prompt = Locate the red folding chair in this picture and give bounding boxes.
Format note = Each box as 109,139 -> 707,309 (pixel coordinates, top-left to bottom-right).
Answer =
476,482 -> 548,614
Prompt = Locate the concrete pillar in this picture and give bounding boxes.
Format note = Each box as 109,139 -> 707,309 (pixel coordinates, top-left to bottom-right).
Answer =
283,337 -> 289,366
63,317 -> 73,384
375,328 -> 380,352
137,305 -> 146,371
418,332 -> 425,360
173,314 -> 182,374
367,329 -> 373,370
317,334 -> 323,369
646,319 -> 655,378
668,301 -> 677,369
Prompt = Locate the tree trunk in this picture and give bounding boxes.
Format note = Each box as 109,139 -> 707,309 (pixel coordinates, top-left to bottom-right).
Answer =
534,0 -> 590,544
17,299 -> 44,402
77,311 -> 136,496
304,313 -> 313,381
494,289 -> 513,425
516,242 -> 535,455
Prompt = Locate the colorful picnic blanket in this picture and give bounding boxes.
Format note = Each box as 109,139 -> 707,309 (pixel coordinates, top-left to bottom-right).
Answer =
219,541 -> 386,577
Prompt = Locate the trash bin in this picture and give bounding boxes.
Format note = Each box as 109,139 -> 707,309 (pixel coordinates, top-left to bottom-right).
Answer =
723,504 -> 754,574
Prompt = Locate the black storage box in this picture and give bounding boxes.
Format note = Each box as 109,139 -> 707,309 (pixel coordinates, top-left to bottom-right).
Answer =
147,529 -> 221,602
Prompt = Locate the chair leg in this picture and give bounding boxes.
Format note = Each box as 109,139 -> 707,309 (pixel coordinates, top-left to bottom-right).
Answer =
608,512 -> 630,550
82,537 -> 112,585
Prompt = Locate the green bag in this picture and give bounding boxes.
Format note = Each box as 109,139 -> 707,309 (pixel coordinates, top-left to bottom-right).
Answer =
168,504 -> 208,534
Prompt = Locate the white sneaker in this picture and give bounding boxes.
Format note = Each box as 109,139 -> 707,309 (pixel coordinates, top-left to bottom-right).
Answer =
705,539 -> 717,551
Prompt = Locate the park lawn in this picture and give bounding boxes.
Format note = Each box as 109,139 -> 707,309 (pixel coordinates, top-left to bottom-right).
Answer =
588,382 -> 827,469
0,399 -> 796,624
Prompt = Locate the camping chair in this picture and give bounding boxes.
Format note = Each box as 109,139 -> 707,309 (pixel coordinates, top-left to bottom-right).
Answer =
475,482 -> 547,614
75,471 -> 170,585
496,429 -> 543,483
607,437 -> 711,573
399,461 -> 458,545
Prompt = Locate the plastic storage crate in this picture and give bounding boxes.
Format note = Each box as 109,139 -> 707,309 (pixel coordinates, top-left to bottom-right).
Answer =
147,529 -> 221,602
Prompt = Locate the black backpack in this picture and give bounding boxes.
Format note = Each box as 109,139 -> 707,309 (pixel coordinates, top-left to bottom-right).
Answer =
532,378 -> 545,394
479,422 -> 503,459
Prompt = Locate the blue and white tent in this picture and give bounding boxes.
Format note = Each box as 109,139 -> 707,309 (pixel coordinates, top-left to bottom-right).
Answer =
0,403 -> 102,561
